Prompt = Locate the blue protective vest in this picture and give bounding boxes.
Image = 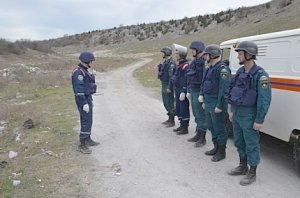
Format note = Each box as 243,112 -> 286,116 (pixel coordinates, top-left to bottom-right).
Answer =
202,61 -> 225,95
187,57 -> 205,90
158,58 -> 173,82
228,65 -> 262,107
171,59 -> 189,89
72,64 -> 97,96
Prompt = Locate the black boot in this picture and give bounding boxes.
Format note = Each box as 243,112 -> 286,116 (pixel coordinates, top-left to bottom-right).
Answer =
86,136 -> 100,146
162,114 -> 171,125
240,166 -> 257,186
165,114 -> 175,127
173,125 -> 183,132
78,138 -> 92,154
187,129 -> 201,142
177,125 -> 188,135
211,145 -> 226,162
162,118 -> 170,125
194,131 -> 206,147
228,158 -> 249,176
205,143 -> 218,156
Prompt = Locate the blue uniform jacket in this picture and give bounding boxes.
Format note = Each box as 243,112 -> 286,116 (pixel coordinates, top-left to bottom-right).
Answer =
172,59 -> 189,93
158,57 -> 176,88
72,63 -> 97,106
187,56 -> 205,92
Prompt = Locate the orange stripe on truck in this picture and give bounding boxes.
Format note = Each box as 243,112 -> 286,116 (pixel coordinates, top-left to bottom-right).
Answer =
270,77 -> 300,92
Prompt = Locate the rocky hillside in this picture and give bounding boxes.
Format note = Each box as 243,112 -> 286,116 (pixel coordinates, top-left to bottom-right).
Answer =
46,0 -> 299,48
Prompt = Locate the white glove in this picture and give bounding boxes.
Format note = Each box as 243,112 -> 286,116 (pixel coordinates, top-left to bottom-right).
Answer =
83,104 -> 89,113
198,95 -> 204,103
228,112 -> 233,122
179,92 -> 186,101
88,69 -> 97,75
202,103 -> 205,109
186,93 -> 191,101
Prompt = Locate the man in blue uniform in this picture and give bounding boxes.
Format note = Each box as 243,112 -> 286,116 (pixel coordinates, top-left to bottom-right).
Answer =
200,44 -> 230,162
72,52 -> 99,154
227,41 -> 271,186
186,41 -> 207,147
171,44 -> 190,135
158,47 -> 176,127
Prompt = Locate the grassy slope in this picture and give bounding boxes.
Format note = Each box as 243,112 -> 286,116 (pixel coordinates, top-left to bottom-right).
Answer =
132,3 -> 300,92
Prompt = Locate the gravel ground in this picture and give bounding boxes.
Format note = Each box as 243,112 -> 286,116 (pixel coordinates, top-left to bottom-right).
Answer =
82,58 -> 300,198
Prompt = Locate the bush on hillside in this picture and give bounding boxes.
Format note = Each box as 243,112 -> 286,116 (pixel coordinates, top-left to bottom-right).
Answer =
0,39 -> 53,55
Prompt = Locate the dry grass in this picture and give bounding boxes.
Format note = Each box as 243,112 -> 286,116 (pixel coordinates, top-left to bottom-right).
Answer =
0,49 -> 140,197
0,83 -> 83,197
0,54 -> 83,197
96,57 -> 138,72
133,55 -> 160,92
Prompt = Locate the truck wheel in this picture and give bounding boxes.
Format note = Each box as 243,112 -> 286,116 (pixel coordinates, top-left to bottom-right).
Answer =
294,137 -> 300,177
226,113 -> 233,138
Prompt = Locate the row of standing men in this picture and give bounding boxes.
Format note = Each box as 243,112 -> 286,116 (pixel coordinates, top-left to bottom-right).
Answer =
157,40 -> 271,186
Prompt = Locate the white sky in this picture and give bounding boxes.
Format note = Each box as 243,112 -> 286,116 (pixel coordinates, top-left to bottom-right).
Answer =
0,0 -> 271,41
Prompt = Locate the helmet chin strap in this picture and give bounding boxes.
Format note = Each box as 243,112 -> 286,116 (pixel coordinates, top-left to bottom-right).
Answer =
240,53 -> 253,65
209,54 -> 218,60
81,61 -> 91,68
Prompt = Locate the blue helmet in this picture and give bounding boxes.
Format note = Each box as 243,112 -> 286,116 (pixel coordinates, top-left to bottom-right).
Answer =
160,47 -> 172,56
189,41 -> 205,52
79,52 -> 95,63
204,44 -> 221,56
235,41 -> 258,56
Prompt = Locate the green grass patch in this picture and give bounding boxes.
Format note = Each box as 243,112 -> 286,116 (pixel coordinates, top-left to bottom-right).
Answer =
96,57 -> 139,72
133,55 -> 161,92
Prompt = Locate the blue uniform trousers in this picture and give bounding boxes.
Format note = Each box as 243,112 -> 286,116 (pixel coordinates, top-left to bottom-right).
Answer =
175,87 -> 190,126
232,106 -> 260,166
75,96 -> 93,139
205,105 -> 227,146
190,90 -> 206,131
161,82 -> 174,115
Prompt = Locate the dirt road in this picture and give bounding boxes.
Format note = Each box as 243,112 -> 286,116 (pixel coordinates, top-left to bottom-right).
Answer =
84,58 -> 300,198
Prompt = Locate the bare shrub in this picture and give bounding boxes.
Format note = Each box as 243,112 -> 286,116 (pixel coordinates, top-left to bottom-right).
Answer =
0,38 -> 53,55
279,0 -> 293,8
0,104 -> 9,121
0,39 -> 24,55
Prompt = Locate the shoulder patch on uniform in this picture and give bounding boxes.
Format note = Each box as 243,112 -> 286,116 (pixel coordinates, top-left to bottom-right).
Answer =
258,69 -> 264,74
220,68 -> 228,79
260,75 -> 269,89
182,63 -> 189,69
260,75 -> 268,81
78,75 -> 84,81
221,68 -> 227,73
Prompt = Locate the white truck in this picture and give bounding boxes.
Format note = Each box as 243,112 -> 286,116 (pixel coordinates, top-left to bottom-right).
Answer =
220,28 -> 300,176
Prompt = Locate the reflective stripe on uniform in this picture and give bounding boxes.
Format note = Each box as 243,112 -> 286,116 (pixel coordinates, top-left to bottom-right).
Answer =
75,93 -> 85,96
80,131 -> 91,134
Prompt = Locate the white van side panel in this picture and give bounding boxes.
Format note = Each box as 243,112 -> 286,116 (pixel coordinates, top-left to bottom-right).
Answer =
263,89 -> 300,141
